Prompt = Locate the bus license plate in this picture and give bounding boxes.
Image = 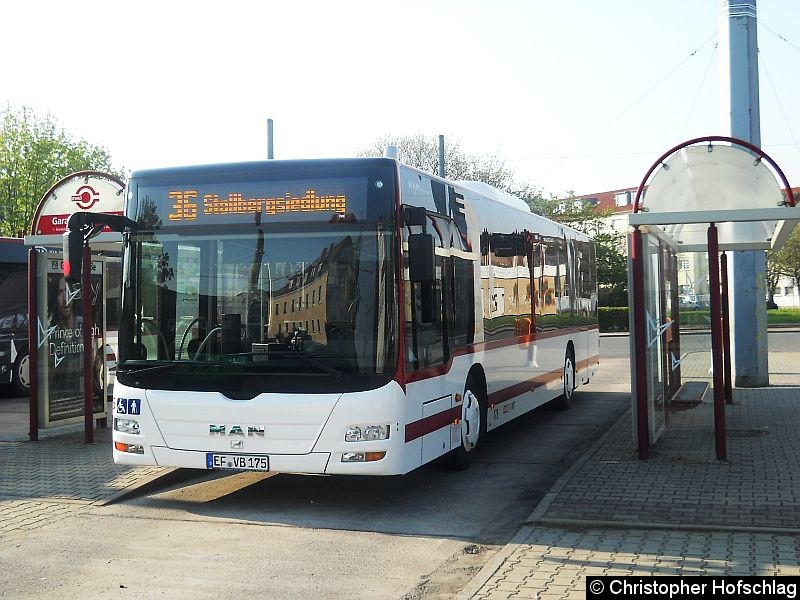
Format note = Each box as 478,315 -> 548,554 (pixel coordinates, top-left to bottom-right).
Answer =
206,453 -> 269,471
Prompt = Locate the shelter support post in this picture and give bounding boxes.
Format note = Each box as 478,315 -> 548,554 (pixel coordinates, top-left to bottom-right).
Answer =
28,248 -> 38,442
631,227 -> 649,459
82,244 -> 93,444
721,252 -> 733,404
707,224 -> 727,461
668,249 -> 681,399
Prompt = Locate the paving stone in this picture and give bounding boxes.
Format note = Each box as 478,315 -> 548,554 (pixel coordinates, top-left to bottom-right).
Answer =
462,350 -> 800,599
0,427 -> 167,539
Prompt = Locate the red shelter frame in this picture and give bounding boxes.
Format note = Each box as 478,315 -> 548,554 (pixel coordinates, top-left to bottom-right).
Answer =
629,136 -> 796,460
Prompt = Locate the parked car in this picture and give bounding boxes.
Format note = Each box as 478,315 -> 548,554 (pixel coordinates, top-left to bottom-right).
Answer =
0,270 -> 29,396
679,295 -> 702,310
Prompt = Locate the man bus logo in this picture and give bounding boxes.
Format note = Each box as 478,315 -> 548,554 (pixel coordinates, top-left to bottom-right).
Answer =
209,424 -> 265,437
71,185 -> 101,210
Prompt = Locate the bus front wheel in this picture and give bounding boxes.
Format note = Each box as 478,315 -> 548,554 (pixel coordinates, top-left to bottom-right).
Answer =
451,376 -> 487,470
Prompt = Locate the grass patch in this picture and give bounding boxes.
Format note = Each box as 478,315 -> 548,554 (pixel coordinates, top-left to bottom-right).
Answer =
767,308 -> 800,324
598,307 -> 800,332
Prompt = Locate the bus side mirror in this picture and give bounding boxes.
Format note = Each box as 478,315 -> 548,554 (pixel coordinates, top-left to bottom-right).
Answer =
63,229 -> 84,284
408,233 -> 435,283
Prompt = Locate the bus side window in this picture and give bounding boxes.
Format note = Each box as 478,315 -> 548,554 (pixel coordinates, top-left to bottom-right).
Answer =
450,256 -> 475,348
541,238 -> 558,328
405,220 -> 448,372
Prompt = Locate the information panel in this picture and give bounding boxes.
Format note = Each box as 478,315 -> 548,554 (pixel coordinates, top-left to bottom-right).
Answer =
36,253 -> 106,428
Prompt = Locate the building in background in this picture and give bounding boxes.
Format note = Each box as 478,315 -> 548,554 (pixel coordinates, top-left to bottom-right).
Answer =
570,186 -> 800,309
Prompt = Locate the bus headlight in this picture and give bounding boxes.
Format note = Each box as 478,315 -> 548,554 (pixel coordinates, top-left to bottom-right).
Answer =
114,418 -> 140,435
345,424 -> 389,442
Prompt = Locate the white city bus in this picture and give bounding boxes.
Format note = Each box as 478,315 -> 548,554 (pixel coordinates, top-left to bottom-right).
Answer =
109,158 -> 598,475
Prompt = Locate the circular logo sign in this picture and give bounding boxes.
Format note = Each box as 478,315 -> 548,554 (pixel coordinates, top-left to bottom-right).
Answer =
71,185 -> 101,210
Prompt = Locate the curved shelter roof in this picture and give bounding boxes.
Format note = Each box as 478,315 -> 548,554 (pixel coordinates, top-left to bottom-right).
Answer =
629,136 -> 798,252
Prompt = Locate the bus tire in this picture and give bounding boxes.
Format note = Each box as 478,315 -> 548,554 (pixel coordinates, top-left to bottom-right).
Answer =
11,349 -> 30,397
451,375 -> 487,470
551,347 -> 575,411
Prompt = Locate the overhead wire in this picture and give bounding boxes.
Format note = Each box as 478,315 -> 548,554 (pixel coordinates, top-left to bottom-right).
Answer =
758,51 -> 800,154
539,32 -> 719,180
680,42 -> 718,139
758,21 -> 800,56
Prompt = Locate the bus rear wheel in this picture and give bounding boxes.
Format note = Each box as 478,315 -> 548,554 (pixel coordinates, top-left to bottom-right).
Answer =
551,348 -> 575,411
451,376 -> 486,470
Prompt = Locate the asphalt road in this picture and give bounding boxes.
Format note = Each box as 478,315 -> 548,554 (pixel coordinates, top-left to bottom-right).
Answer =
1,355 -> 631,599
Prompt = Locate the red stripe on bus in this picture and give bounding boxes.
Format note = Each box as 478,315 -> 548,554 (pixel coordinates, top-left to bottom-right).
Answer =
487,368 -> 563,405
405,405 -> 462,442
404,354 -> 600,442
405,324 -> 599,384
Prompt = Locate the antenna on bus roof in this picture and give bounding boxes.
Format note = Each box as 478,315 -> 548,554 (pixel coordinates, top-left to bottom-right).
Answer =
383,145 -> 398,159
267,119 -> 274,159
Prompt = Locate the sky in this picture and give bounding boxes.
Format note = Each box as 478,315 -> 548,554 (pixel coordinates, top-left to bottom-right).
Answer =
2,0 -> 799,198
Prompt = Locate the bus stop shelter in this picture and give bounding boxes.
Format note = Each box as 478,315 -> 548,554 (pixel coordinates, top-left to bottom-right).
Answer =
628,136 -> 797,460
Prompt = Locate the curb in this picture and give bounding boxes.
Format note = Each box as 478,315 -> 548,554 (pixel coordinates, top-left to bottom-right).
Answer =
455,406 -> 632,600
525,406 -> 631,525
532,517 -> 800,536
454,524 -> 537,600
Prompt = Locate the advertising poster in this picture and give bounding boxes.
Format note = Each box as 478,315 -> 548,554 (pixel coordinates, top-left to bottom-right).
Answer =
37,254 -> 106,428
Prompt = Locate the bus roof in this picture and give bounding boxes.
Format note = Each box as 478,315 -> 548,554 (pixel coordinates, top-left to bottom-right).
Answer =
455,180 -> 532,213
0,237 -> 26,263
130,157 -> 396,183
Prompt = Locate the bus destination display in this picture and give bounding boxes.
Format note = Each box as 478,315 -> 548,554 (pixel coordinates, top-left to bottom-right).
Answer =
168,189 -> 347,221
136,178 -> 368,227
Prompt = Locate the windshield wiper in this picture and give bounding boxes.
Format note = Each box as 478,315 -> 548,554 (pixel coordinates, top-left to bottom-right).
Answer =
227,350 -> 347,378
118,361 -> 221,375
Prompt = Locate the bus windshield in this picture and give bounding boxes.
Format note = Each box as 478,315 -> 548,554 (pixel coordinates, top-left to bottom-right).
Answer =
117,223 -> 396,396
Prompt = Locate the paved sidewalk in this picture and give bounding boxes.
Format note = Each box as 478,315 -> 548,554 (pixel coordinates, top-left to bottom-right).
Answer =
459,349 -> 800,599
0,402 -> 168,537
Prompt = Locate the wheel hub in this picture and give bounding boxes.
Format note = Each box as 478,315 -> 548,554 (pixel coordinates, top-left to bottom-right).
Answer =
461,390 -> 481,451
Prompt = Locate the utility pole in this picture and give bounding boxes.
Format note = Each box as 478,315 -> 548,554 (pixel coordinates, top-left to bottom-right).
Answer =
719,0 -> 769,386
438,135 -> 445,178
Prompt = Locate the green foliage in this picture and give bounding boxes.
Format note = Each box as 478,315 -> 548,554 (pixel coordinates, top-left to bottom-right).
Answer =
524,193 -> 629,307
766,225 -> 800,306
598,307 -> 629,332
598,307 -> 800,333
0,105 -> 123,237
766,309 -> 800,323
678,310 -> 711,329
595,231 -> 628,307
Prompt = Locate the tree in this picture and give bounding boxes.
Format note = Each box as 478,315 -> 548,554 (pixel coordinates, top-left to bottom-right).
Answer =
766,224 -> 800,308
523,192 -> 629,306
358,133 -> 517,190
0,105 -> 123,237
